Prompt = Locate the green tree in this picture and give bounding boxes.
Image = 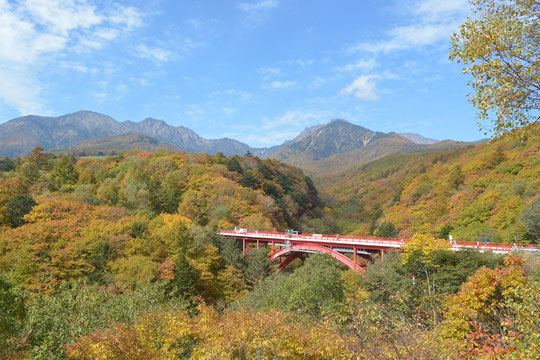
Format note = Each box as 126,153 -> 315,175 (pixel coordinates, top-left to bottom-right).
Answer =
173,253 -> 201,298
29,146 -> 54,170
438,224 -> 454,240
6,194 -> 36,227
18,160 -> 40,186
88,242 -> 116,284
244,248 -> 272,283
0,276 -> 26,352
226,156 -> 243,173
50,155 -> 78,190
241,170 -> 258,188
218,237 -> 245,269
450,0 -> 539,136
0,157 -> 15,172
375,221 -> 398,237
244,254 -> 344,316
131,222 -> 149,239
447,165 -> 465,189
520,196 -> 540,241
402,233 -> 450,296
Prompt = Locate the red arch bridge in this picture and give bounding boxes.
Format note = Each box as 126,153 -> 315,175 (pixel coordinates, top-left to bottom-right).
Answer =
219,229 -> 538,273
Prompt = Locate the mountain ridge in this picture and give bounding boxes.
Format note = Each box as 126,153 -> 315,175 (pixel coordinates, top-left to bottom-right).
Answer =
0,111 -> 258,157
0,111 -> 479,163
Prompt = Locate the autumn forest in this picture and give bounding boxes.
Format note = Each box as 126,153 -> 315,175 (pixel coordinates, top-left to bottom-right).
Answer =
1,0 -> 539,359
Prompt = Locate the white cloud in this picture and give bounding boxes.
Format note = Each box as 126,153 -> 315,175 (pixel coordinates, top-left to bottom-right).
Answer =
133,38 -> 203,63
287,59 -> 314,67
60,61 -> 98,74
259,66 -> 281,77
23,0 -> 103,36
262,109 -> 331,130
349,0 -> 469,53
236,0 -> 279,27
265,80 -> 296,90
308,77 -> 327,89
334,59 -> 377,72
415,0 -> 469,18
186,17 -> 219,30
0,66 -> 46,115
353,23 -> 459,53
340,75 -> 380,100
0,0 -> 144,114
237,0 -> 279,12
135,44 -> 173,62
209,89 -> 253,101
221,107 -> 237,115
220,108 -> 332,146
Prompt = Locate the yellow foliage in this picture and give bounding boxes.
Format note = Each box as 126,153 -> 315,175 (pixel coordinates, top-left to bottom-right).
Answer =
161,213 -> 192,229
66,304 -> 356,359
402,233 -> 449,267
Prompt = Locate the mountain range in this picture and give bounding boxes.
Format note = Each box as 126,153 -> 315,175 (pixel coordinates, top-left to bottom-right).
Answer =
0,111 -> 257,157
0,111 -> 483,173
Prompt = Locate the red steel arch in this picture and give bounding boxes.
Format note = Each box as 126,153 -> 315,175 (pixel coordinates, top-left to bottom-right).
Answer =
271,243 -> 364,272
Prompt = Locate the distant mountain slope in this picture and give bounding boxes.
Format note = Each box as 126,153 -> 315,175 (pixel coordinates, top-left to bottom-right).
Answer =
0,110 -> 484,164
0,111 -> 257,157
318,123 -> 539,243
297,134 -> 427,174
268,119 -> 478,176
271,119 -> 391,164
399,133 -> 439,144
52,133 -> 180,155
0,111 -> 124,157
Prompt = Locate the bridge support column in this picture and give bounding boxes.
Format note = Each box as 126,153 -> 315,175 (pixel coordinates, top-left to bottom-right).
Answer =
257,239 -> 260,249
381,249 -> 385,261
271,241 -> 275,254
242,238 -> 246,255
353,246 -> 357,271
275,253 -> 302,273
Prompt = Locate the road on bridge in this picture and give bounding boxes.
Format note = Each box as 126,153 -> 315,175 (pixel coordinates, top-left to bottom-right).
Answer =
219,229 -> 538,272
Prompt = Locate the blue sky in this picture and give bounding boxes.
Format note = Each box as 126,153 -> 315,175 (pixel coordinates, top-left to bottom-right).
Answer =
0,0 -> 485,146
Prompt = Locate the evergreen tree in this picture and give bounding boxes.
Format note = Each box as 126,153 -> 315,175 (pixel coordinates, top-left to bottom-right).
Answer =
241,170 -> 258,188
219,237 -> 245,269
173,253 -> 201,298
6,195 -> 36,227
375,221 -> 398,237
18,161 -> 40,186
245,248 -> 272,283
226,157 -> 243,173
0,157 -> 15,172
88,242 -> 116,284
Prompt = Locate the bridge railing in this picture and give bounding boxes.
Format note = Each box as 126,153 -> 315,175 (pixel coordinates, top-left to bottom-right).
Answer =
219,229 -> 405,246
219,229 -> 538,252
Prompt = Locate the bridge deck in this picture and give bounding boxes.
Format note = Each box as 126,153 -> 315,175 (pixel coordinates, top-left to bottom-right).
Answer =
219,230 -> 537,254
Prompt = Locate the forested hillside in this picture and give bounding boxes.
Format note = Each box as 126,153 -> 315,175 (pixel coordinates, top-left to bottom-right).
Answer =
0,149 -> 321,290
318,124 -> 539,243
0,141 -> 538,359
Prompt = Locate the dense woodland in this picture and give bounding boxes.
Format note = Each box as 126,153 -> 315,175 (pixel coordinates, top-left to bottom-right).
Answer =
318,124 -> 540,243
0,126 -> 538,359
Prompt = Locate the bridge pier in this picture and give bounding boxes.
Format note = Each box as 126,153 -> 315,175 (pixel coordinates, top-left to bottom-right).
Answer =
353,246 -> 357,271
275,253 -> 302,273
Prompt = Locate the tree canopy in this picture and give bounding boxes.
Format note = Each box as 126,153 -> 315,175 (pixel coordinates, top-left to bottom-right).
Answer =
450,0 -> 539,136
